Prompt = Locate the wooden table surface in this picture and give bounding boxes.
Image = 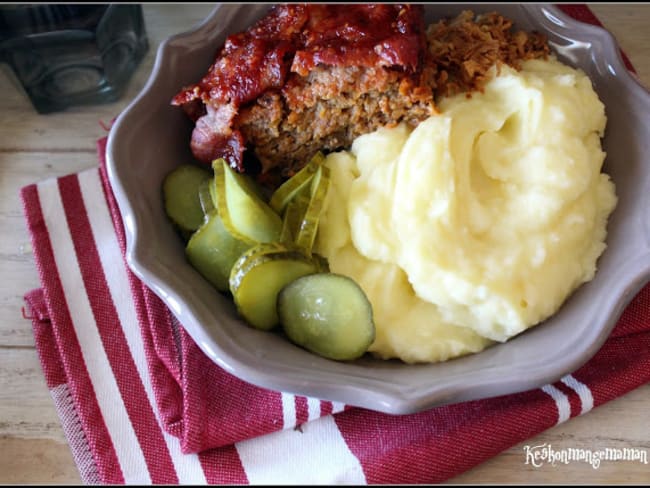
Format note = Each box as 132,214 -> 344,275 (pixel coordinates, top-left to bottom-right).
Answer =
1,4 -> 648,485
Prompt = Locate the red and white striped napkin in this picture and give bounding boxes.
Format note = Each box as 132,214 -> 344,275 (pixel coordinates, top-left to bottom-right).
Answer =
21,5 -> 650,484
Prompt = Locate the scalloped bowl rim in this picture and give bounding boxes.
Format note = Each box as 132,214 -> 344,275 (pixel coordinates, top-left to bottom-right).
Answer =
106,4 -> 650,414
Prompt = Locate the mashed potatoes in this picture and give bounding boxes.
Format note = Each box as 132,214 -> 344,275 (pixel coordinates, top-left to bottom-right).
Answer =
314,57 -> 617,364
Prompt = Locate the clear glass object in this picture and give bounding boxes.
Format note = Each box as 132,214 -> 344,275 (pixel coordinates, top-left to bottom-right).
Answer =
0,4 -> 149,113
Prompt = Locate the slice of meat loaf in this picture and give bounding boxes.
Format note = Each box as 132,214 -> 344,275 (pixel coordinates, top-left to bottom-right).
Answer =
172,5 -> 549,187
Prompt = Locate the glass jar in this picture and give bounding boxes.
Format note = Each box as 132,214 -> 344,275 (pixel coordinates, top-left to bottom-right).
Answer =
0,4 -> 149,113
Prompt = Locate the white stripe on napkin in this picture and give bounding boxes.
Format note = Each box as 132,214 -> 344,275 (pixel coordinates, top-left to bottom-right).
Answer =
235,415 -> 367,484
540,384 -> 571,425
38,178 -> 151,484
331,401 -> 346,414
282,392 -> 297,429
78,170 -> 207,484
561,374 -> 594,415
307,397 -> 321,423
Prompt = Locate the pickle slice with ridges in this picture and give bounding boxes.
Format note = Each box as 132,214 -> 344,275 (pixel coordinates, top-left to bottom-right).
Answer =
229,242 -> 320,331
212,158 -> 282,245
186,211 -> 251,292
269,151 -> 325,215
295,165 -> 330,254
279,192 -> 311,244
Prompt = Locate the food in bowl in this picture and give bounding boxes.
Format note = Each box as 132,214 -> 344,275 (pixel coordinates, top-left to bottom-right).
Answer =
316,58 -> 617,363
164,4 -> 617,364
170,5 -> 549,183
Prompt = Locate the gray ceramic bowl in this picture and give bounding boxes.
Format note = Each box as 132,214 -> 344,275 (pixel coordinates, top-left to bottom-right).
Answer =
106,4 -> 650,414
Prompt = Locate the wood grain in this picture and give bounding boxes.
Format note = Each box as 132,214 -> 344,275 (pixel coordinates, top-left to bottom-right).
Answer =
0,4 -> 648,484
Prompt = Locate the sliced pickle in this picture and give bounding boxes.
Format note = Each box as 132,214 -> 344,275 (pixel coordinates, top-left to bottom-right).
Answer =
207,175 -> 220,211
295,165 -> 330,254
212,158 -> 282,245
186,212 -> 251,292
278,273 -> 375,361
163,164 -> 212,233
198,179 -> 215,217
279,192 -> 311,244
269,151 -> 325,214
229,242 -> 320,331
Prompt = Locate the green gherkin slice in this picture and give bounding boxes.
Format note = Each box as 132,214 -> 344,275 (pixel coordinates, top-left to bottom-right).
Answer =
212,158 -> 282,245
278,273 -> 375,361
229,242 -> 320,331
163,164 -> 212,233
279,192 -> 311,244
295,165 -> 330,254
198,179 -> 216,217
185,211 -> 251,292
269,151 -> 325,214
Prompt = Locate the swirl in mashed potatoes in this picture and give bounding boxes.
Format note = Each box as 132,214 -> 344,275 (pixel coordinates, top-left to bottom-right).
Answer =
315,57 -> 618,364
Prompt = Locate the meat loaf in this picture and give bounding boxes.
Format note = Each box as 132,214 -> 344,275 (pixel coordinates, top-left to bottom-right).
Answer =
172,5 -> 549,186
